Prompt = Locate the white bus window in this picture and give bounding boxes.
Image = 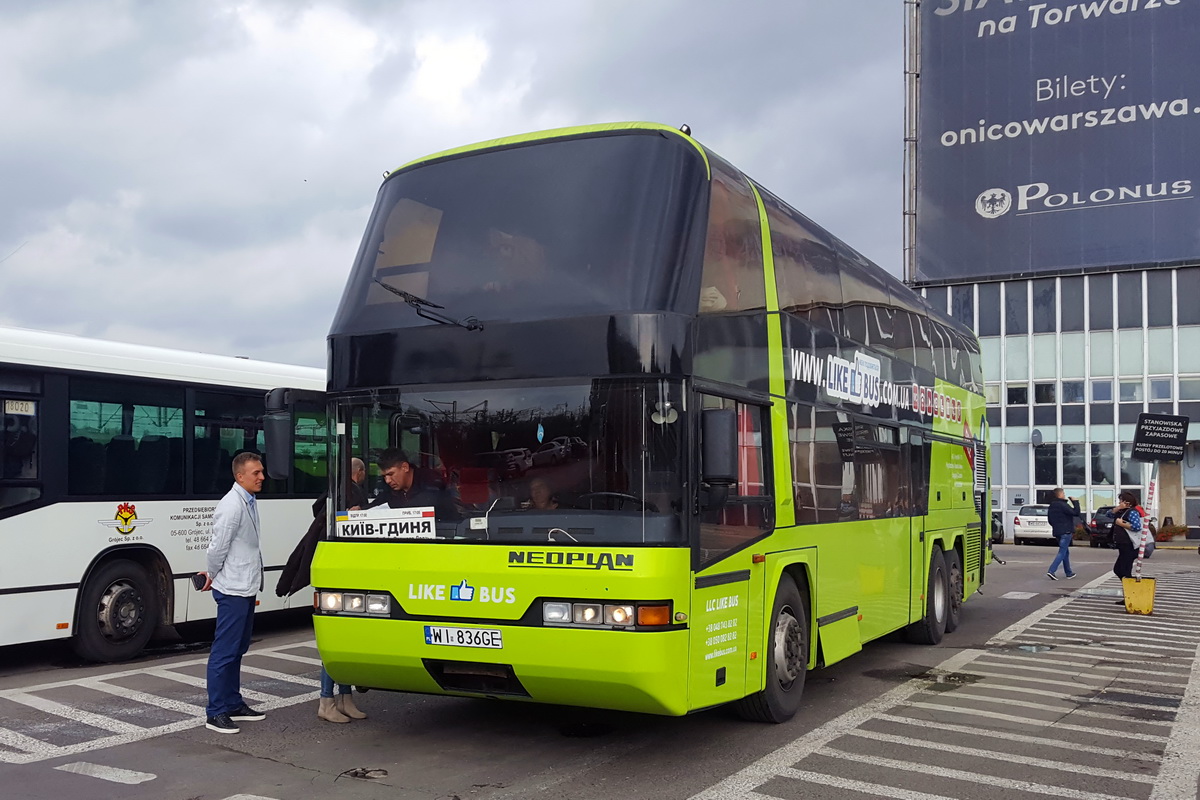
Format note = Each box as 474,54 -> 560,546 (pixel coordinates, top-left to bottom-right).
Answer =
194,391 -> 280,496
68,379 -> 184,496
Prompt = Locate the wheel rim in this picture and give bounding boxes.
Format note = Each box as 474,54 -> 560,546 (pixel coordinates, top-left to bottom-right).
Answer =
96,580 -> 145,643
772,604 -> 804,690
932,568 -> 947,625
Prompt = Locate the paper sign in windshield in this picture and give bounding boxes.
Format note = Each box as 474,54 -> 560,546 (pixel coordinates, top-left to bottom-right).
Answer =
336,506 -> 437,539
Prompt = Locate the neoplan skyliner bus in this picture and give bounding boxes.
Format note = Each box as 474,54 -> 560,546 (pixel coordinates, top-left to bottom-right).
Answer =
267,122 -> 989,722
0,326 -> 326,662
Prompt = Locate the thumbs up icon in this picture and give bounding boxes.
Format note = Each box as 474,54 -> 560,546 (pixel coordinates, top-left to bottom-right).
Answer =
450,580 -> 475,601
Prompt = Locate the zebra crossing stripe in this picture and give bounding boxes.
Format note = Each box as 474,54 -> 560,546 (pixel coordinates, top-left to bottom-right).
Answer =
53,761 -> 155,784
6,691 -> 144,734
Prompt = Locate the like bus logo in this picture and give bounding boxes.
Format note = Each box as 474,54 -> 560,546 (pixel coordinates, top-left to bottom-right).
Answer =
450,580 -> 475,601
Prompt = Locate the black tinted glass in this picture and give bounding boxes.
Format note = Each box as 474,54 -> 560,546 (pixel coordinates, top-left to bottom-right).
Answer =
1089,274 -> 1113,330
1005,282 -> 1027,334
1060,276 -> 1084,332
977,283 -> 1000,336
1032,279 -> 1056,333
1117,272 -> 1143,329
332,133 -> 707,335
1146,270 -> 1172,328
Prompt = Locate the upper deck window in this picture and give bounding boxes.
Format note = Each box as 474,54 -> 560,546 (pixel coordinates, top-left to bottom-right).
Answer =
698,161 -> 765,314
332,133 -> 707,335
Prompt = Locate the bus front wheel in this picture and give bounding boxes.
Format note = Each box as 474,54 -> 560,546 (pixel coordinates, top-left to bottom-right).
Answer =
73,559 -> 160,663
944,549 -> 963,633
905,548 -> 948,645
736,574 -> 808,724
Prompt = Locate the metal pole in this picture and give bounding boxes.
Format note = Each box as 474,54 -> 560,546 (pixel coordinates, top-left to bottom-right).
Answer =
902,0 -> 921,285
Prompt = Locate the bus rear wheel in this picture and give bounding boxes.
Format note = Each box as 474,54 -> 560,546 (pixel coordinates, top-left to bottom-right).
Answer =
736,574 -> 808,724
73,559 -> 159,663
905,548 -> 948,645
944,549 -> 963,633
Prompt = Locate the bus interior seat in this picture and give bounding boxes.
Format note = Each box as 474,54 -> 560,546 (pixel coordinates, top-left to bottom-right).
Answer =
104,435 -> 137,494
455,466 -> 492,505
68,436 -> 106,494
192,437 -> 221,494
135,435 -> 170,494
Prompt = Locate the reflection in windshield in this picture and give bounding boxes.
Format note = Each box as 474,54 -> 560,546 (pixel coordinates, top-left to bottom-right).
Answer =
336,380 -> 685,545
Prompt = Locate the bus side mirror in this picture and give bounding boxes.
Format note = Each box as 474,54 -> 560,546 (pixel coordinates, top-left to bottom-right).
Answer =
701,408 -> 737,507
263,388 -> 293,481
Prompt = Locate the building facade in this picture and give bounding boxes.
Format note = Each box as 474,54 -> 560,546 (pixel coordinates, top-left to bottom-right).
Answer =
918,266 -> 1200,531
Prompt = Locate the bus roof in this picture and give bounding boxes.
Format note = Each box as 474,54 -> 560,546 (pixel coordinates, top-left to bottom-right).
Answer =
0,325 -> 325,391
390,121 -> 711,178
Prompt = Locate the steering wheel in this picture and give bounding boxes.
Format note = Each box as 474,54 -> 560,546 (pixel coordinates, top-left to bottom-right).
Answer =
575,491 -> 653,512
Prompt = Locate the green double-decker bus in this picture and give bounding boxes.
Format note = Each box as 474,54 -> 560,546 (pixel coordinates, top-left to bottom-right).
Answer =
275,122 -> 988,723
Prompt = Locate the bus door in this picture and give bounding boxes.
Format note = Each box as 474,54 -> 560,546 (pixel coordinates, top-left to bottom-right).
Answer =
906,429 -> 932,622
689,396 -> 771,710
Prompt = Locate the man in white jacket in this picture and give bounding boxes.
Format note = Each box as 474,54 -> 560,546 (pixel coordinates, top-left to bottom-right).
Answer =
200,452 -> 267,734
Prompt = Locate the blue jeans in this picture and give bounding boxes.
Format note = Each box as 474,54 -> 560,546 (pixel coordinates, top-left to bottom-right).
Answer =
1048,534 -> 1074,576
320,666 -> 351,698
206,590 -> 256,718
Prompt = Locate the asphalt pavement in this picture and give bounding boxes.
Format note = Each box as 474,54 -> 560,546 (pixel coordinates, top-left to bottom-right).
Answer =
2,545 -> 1198,800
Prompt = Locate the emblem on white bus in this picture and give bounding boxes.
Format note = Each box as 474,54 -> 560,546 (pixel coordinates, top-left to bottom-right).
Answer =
99,503 -> 154,535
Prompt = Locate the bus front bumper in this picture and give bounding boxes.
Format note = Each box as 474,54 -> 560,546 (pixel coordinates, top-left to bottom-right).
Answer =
314,615 -> 690,716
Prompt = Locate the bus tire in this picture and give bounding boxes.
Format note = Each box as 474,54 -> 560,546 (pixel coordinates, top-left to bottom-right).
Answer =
944,549 -> 963,634
73,559 -> 159,663
905,548 -> 947,645
735,574 -> 808,724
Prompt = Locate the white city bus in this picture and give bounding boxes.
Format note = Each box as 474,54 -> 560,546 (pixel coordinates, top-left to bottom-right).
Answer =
0,326 -> 326,661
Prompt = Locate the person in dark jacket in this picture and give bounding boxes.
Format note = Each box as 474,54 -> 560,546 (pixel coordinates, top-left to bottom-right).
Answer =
1046,487 -> 1079,580
367,448 -> 456,518
277,458 -> 368,724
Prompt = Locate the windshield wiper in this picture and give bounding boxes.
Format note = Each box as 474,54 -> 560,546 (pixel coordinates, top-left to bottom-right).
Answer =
373,279 -> 483,331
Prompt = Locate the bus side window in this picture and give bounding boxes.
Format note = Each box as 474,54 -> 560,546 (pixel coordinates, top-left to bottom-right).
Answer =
698,161 -> 764,314
194,391 -> 283,496
698,397 -> 771,566
293,402 -> 327,495
68,378 -> 184,497
1,390 -> 41,510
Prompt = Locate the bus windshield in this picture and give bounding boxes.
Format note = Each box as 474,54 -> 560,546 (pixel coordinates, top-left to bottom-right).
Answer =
330,133 -> 707,336
333,378 -> 686,545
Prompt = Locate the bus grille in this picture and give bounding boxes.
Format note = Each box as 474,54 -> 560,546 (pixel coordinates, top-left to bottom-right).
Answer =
965,527 -> 982,572
422,659 -> 529,697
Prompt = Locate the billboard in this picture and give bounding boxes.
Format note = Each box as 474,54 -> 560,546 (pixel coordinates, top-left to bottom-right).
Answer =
915,0 -> 1200,282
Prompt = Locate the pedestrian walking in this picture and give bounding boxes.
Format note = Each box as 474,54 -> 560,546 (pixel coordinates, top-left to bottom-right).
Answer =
277,458 -> 368,724
199,452 -> 268,734
1045,488 -> 1078,580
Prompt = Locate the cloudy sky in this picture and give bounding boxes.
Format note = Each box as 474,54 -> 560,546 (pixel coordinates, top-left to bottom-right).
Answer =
0,0 -> 904,368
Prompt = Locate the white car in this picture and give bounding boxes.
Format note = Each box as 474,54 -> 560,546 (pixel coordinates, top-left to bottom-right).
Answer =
1013,504 -> 1054,545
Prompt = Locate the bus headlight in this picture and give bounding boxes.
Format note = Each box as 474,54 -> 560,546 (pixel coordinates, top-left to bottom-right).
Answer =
320,592 -> 343,611
573,603 -> 603,624
604,605 -> 635,626
344,593 -> 365,613
542,602 -> 572,623
366,594 -> 390,615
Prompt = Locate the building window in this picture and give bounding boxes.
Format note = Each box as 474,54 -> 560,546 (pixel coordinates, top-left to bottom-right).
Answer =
924,286 -> 948,313
1091,443 -> 1115,485
1089,274 -> 1113,331
951,285 -> 973,327
1119,443 -> 1139,485
1032,278 -> 1056,333
1179,268 -> 1200,325
1060,276 -> 1085,332
984,384 -> 1001,405
1091,380 -> 1113,402
1180,378 -> 1200,401
1061,381 -> 1085,404
1005,281 -> 1028,335
1034,443 -> 1057,485
1007,385 -> 1029,405
1119,380 -> 1144,403
1117,272 -> 1143,329
978,283 -> 1001,337
1062,443 -> 1086,485
1149,378 -> 1173,402
1146,270 -> 1173,328
1034,383 -> 1056,404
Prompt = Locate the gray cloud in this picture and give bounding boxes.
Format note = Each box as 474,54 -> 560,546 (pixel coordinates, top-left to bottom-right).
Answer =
0,0 -> 904,367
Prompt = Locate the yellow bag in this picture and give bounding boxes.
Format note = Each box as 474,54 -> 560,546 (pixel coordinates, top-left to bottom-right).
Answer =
1122,577 -> 1155,615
